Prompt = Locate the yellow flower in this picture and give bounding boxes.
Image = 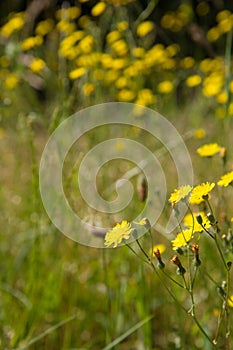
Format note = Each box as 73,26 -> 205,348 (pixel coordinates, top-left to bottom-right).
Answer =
117,21 -> 128,31
216,91 -> 228,104
228,295 -> 233,307
35,19 -> 54,36
207,27 -> 220,42
118,89 -> 135,101
169,185 -> 192,205
189,182 -> 215,205
186,75 -> 202,87
193,128 -> 206,139
21,36 -> 43,51
137,89 -> 155,106
157,80 -> 174,94
106,30 -> 121,44
104,220 -> 133,248
82,83 -> 95,96
56,20 -> 76,34
172,229 -> 193,250
150,244 -> 166,256
132,47 -> 145,58
69,67 -> 86,80
180,56 -> 195,69
0,13 -> 25,37
136,21 -> 154,37
197,143 -> 221,157
217,171 -> 233,187
183,212 -> 211,232
5,73 -> 19,89
91,2 -> 106,16
29,58 -> 45,73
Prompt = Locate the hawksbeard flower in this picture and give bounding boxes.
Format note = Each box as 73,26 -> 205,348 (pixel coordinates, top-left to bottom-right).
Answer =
171,229 -> 193,250
189,182 -> 215,205
104,220 -> 133,248
197,143 -> 221,157
217,171 -> 233,187
183,212 -> 211,232
169,185 -> 192,205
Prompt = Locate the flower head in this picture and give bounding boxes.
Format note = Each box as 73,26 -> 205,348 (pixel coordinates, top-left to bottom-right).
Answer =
104,220 -> 133,248
183,212 -> 211,232
197,143 -> 221,157
189,182 -> 215,205
134,217 -> 151,230
169,185 -> 192,205
171,229 -> 193,250
136,21 -> 154,37
217,171 -> 233,187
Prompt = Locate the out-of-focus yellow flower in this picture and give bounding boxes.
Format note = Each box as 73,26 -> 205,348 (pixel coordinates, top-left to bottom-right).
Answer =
186,75 -> 202,87
216,91 -> 228,104
134,217 -> 151,230
106,30 -> 121,44
136,21 -> 154,37
111,39 -> 128,56
197,143 -> 221,157
150,244 -> 166,256
29,58 -> 45,73
157,80 -> 174,94
217,171 -> 233,187
228,102 -> 233,116
132,47 -> 145,58
117,21 -> 128,31
118,89 -> 135,101
193,128 -> 206,139
218,18 -> 233,34
189,182 -> 215,205
82,83 -> 95,96
69,67 -> 86,80
207,27 -> 220,42
35,19 -> 54,36
196,1 -> 210,16
0,13 -> 25,37
166,44 -> 180,57
161,12 -> 176,29
215,107 -> 225,119
0,56 -> 10,68
56,7 -> 81,20
78,15 -> 91,28
104,69 -> 119,83
5,73 -> 19,89
202,73 -> 224,97
91,2 -> 106,16
56,20 -> 76,34
184,212 -> 211,232
104,220 -> 133,248
78,35 -> 95,54
169,185 -> 192,205
228,295 -> 233,307
21,36 -> 43,51
216,10 -> 231,22
229,81 -> 233,93
180,56 -> 195,69
172,229 -> 193,250
93,69 -> 104,81
137,89 -> 155,106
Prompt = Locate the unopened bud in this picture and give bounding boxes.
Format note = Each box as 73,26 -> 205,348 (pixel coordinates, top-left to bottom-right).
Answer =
196,214 -> 203,225
207,213 -> 216,225
171,255 -> 186,275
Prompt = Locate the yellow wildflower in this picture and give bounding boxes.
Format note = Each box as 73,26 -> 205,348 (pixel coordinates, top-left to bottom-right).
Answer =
183,212 -> 211,232
104,220 -> 133,248
207,27 -> 220,42
197,143 -> 221,157
194,128 -> 206,139
118,89 -> 135,101
180,56 -> 195,69
169,185 -> 192,205
91,2 -> 106,16
82,83 -> 95,96
189,182 -> 215,205
217,171 -> 233,187
29,58 -> 45,73
216,91 -> 228,104
5,73 -> 19,89
228,295 -> 233,307
0,13 -> 25,37
136,21 -> 154,37
157,81 -> 174,94
150,244 -> 166,256
21,36 -> 43,51
106,30 -> 121,44
186,75 -> 202,87
117,21 -> 128,31
69,67 -> 86,80
35,19 -> 54,36
196,1 -> 210,16
172,229 -> 193,250
56,20 -> 75,34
